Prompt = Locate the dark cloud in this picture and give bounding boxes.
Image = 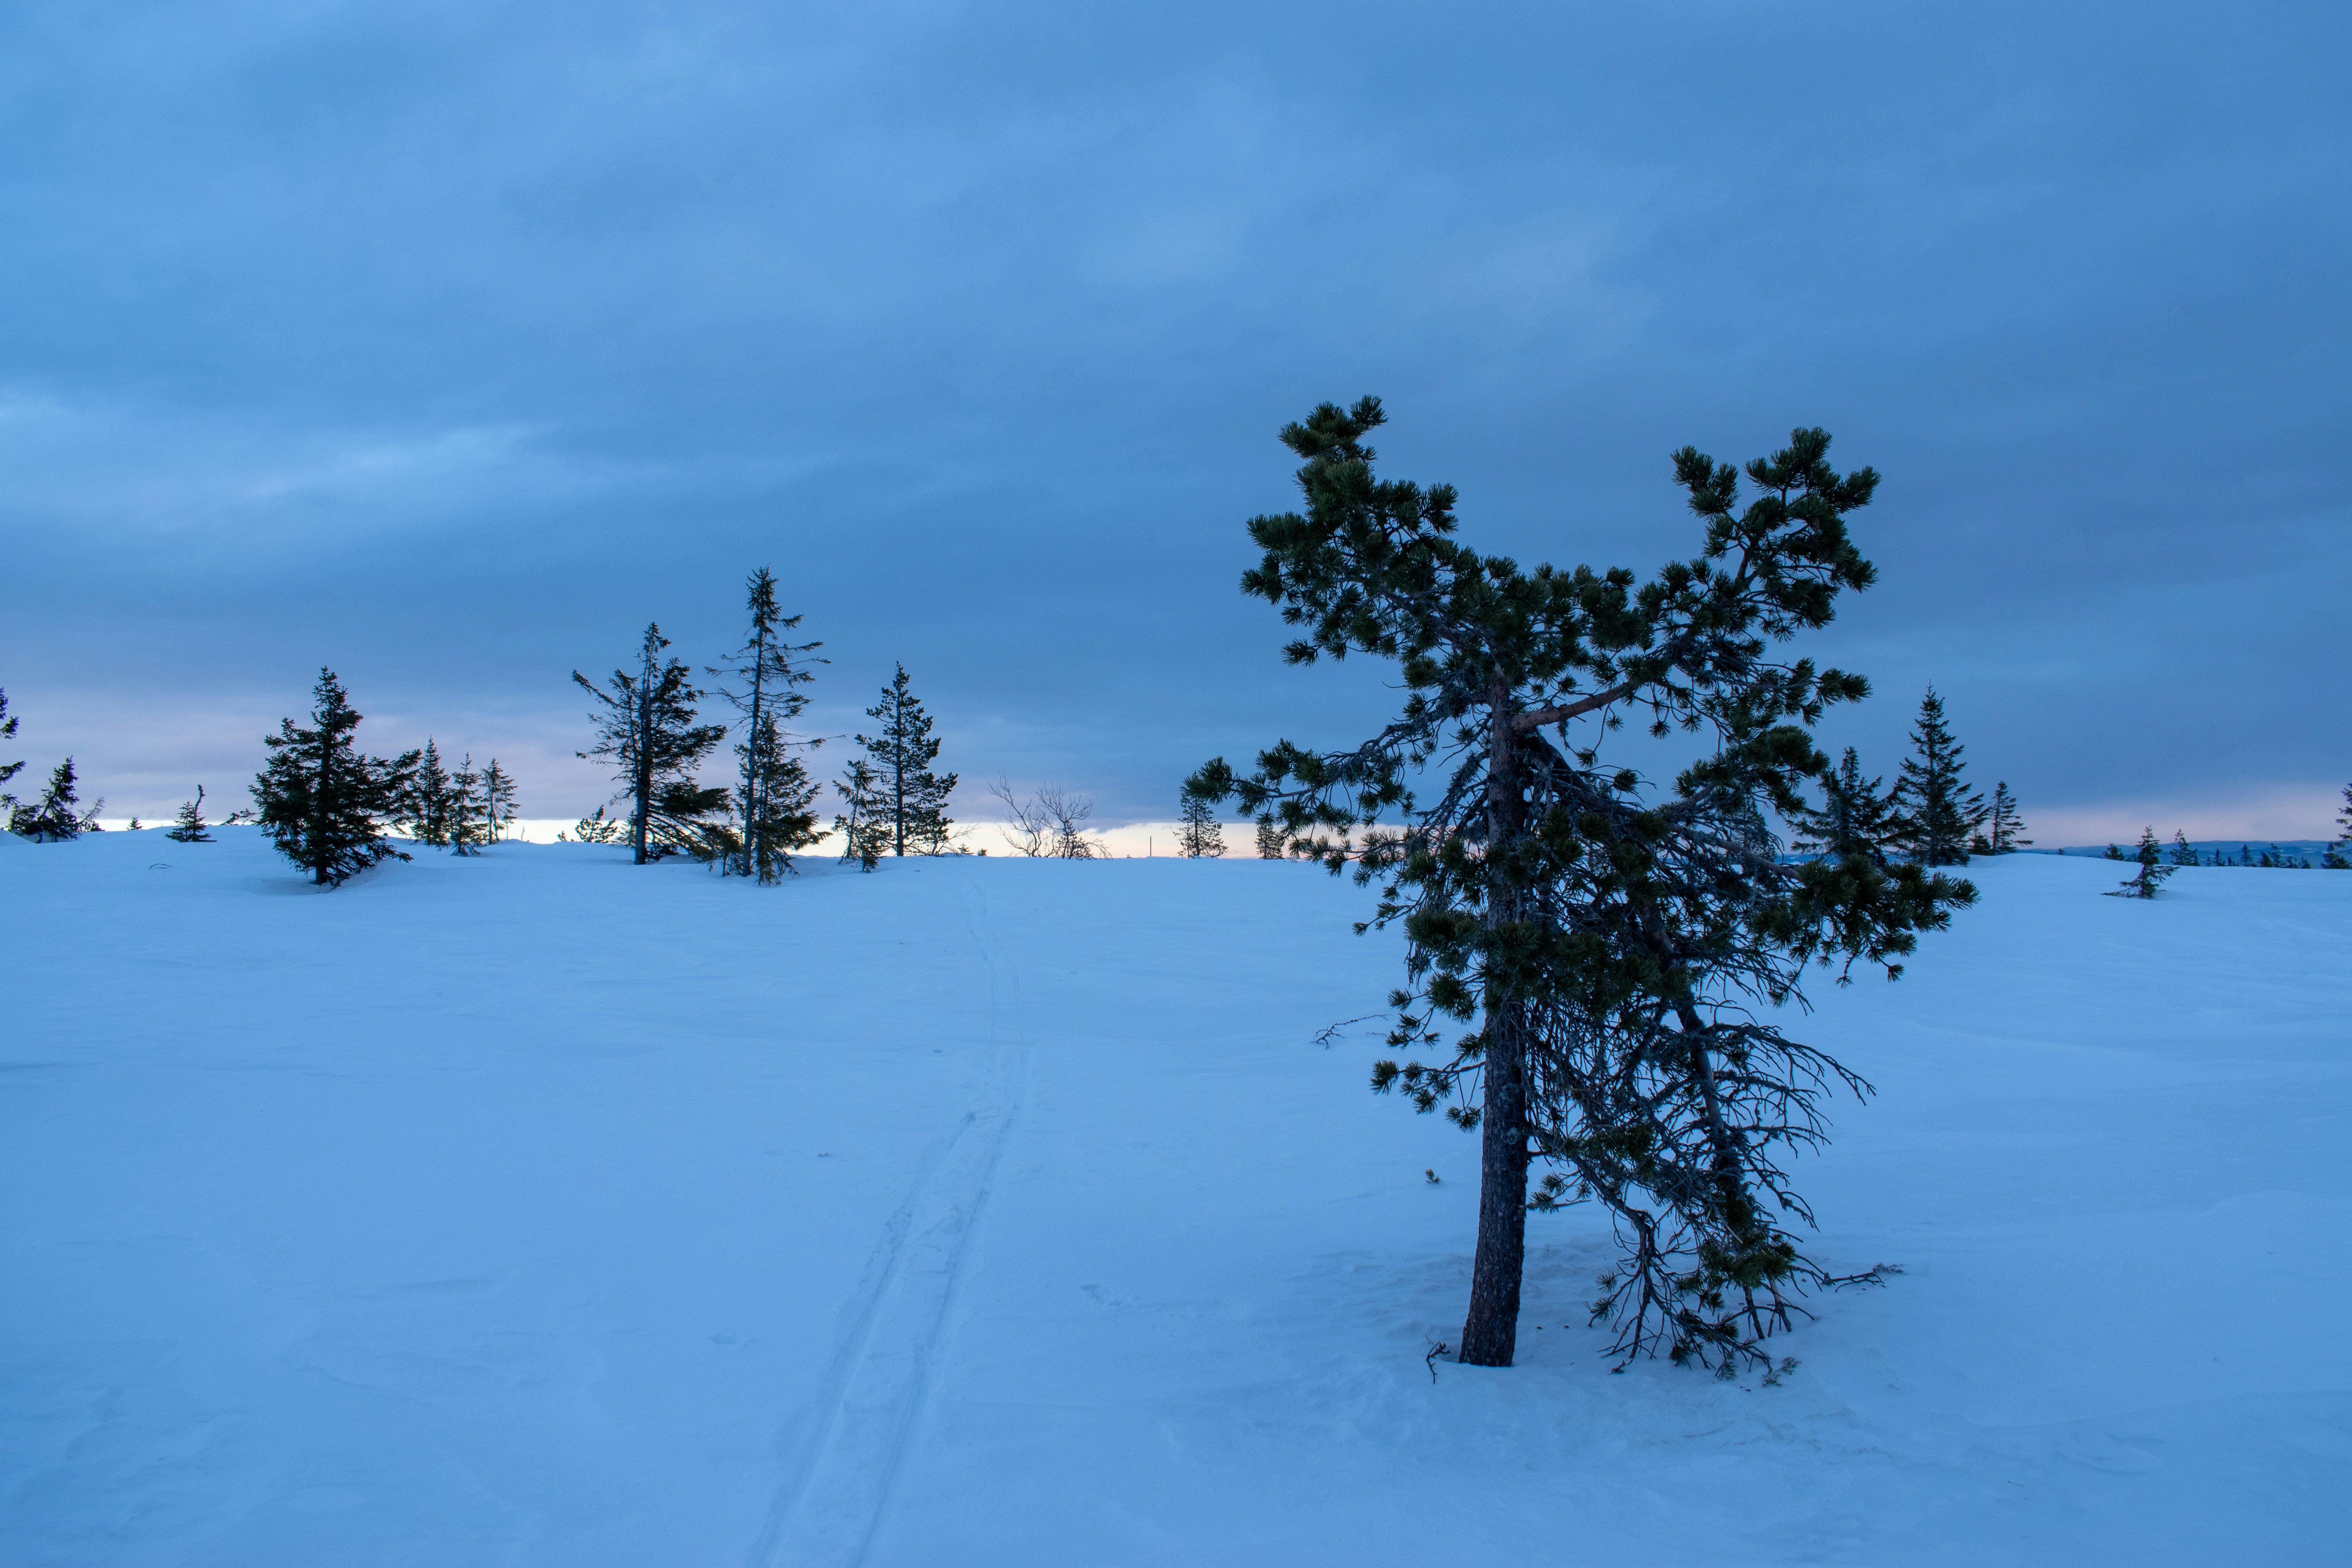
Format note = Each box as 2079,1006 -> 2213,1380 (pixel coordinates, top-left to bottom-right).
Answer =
2,0 -> 2344,831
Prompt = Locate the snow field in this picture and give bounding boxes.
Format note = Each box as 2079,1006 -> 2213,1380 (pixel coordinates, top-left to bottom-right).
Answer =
2,831 -> 2347,1564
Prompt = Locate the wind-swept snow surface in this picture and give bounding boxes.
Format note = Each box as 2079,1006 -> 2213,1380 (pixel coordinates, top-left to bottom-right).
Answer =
4,833 -> 2347,1565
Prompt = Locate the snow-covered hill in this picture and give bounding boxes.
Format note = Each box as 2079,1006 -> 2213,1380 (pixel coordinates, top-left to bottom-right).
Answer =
4,831 -> 2347,1565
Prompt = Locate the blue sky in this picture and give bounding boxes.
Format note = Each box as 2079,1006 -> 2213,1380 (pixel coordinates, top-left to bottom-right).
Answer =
2,0 -> 2345,840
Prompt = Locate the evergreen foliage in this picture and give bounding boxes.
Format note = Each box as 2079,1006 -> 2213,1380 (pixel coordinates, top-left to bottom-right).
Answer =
13,758 -> 102,842
253,668 -> 419,886
851,664 -> 957,855
479,759 -> 518,843
165,786 -> 213,843
2106,826 -> 2174,899
834,759 -> 888,869
2169,829 -> 2199,867
711,568 -> 826,882
574,623 -> 733,864
1176,789 -> 1226,857
0,688 -> 19,818
446,755 -> 485,856
1789,748 -> 1898,862
1255,817 -> 1287,859
1189,399 -> 1974,1373
1977,781 -> 2030,853
404,740 -> 456,845
568,805 -> 628,844
1890,687 -> 1984,865
2338,783 -> 2352,846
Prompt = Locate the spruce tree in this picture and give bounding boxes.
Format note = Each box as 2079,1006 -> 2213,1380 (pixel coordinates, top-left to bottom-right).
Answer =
479,759 -> 518,843
833,758 -> 888,869
574,622 -> 733,864
165,786 -> 213,842
853,664 -> 957,855
446,755 -> 485,856
2106,826 -> 2174,899
0,688 -> 20,820
1176,788 -> 1226,857
1255,817 -> 1287,859
710,568 -> 826,882
1189,401 -> 1973,1372
404,740 -> 456,845
570,805 -> 627,844
1789,747 -> 1898,862
2338,783 -> 2351,846
2169,829 -> 2199,867
1979,781 -> 2030,853
1889,687 -> 1984,866
253,668 -> 419,886
13,758 -> 100,842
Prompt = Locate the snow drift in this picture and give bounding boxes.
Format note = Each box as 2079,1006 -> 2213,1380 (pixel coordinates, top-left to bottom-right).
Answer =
2,831 -> 2346,1564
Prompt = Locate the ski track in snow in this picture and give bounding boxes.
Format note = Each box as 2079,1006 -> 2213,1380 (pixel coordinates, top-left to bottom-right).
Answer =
751,875 -> 1029,1568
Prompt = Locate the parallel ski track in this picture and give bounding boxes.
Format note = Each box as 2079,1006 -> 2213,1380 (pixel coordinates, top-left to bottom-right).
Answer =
750,871 -> 1029,1568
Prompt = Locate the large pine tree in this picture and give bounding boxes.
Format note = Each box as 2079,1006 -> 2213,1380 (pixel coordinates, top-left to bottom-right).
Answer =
253,668 -> 419,886
575,623 -> 733,864
1176,788 -> 1225,857
711,568 -> 826,882
852,664 -> 956,856
1190,400 -> 1973,1372
1890,686 -> 1984,866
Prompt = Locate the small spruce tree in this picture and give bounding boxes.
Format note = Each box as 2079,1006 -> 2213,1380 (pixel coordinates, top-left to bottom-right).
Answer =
1176,789 -> 1226,857
1790,747 -> 1899,862
575,623 -> 733,864
253,668 -> 419,886
13,758 -> 100,842
2168,829 -> 2199,867
571,805 -> 627,843
1978,781 -> 2030,854
166,785 -> 214,843
0,688 -> 20,820
711,568 -> 826,882
479,759 -> 518,844
853,664 -> 957,855
834,759 -> 889,869
405,740 -> 456,845
1890,686 -> 1984,866
1254,817 -> 1287,859
446,755 -> 485,856
2106,826 -> 2174,899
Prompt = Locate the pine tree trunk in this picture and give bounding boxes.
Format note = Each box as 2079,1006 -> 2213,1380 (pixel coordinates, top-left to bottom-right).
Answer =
1459,684 -> 1529,1368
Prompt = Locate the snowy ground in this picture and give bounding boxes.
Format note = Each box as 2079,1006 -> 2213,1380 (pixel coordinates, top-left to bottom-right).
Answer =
4,830 -> 2347,1565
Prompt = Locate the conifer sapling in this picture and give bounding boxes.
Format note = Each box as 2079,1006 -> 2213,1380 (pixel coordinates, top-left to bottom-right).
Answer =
2106,826 -> 2174,899
1176,788 -> 1226,857
1890,687 -> 1984,866
252,668 -> 419,886
166,785 -> 214,843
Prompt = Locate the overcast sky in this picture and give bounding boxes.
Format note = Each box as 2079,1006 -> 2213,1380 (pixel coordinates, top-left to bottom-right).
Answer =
2,0 -> 2345,842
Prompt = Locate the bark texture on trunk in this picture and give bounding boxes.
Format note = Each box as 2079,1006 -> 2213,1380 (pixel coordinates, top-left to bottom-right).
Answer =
1458,682 -> 1530,1368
